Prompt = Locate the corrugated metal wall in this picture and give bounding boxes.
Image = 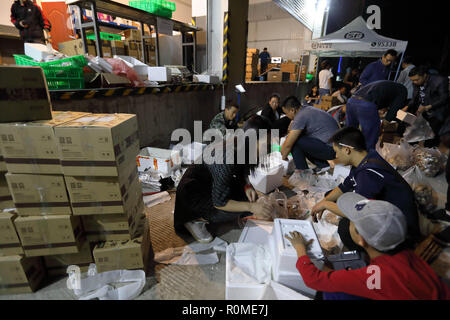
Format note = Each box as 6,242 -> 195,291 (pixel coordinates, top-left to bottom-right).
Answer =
273,0 -> 316,31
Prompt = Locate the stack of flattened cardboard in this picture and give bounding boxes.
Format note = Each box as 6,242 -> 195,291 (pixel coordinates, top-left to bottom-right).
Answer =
246,49 -> 259,82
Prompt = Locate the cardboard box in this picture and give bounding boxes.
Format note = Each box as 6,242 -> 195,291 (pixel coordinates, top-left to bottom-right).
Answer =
58,39 -> 85,57
381,132 -> 402,145
93,237 -> 144,273
267,63 -> 280,70
89,73 -> 131,88
313,104 -> 331,111
6,173 -> 71,216
247,48 -> 259,55
290,73 -> 298,82
125,40 -> 143,61
65,168 -> 143,215
110,40 -> 126,56
317,95 -> 333,110
44,241 -> 93,276
0,173 -> 13,210
14,215 -> 83,257
54,113 -> 139,177
0,255 -> 45,295
122,29 -> 142,41
267,71 -> 289,82
381,121 -> 399,133
281,63 -> 298,74
81,206 -> 145,242
86,39 -> 112,58
396,109 -> 417,125
0,148 -> 6,172
148,67 -> 171,82
0,66 -> 52,123
0,111 -> 89,174
0,211 -> 23,256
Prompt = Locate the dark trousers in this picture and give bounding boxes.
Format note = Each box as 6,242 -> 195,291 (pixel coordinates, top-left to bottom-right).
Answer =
423,113 -> 443,148
273,116 -> 291,137
291,136 -> 336,170
346,97 -> 380,150
261,63 -> 268,75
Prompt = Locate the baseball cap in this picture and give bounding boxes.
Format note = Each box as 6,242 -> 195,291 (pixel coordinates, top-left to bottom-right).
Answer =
337,193 -> 407,252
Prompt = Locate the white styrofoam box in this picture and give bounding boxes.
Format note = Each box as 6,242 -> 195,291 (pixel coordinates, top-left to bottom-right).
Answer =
260,280 -> 312,300
114,55 -> 149,81
249,163 -> 284,194
270,151 -> 294,176
238,220 -> 274,246
225,243 -> 271,300
272,218 -> 324,275
24,43 -> 54,61
193,74 -> 220,84
268,233 -> 319,298
148,67 -> 172,82
137,147 -> 181,176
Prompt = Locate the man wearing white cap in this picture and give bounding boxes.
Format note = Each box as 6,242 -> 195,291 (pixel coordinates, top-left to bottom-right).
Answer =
285,193 -> 450,300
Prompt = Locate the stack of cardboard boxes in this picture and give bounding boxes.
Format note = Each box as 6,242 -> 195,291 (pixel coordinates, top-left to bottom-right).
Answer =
57,28 -> 156,65
245,49 -> 259,82
313,96 -> 334,111
0,66 -> 147,295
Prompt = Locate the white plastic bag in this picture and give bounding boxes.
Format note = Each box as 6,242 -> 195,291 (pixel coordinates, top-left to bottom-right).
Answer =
68,264 -> 146,300
403,114 -> 435,143
227,243 -> 272,285
377,140 -> 414,171
412,147 -> 443,177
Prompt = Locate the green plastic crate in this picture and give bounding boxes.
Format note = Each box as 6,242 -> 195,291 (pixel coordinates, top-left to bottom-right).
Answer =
86,32 -> 121,41
129,0 -> 174,18
13,54 -> 85,90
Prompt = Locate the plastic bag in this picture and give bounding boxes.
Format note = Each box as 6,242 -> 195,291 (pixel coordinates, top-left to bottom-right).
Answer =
309,211 -> 343,255
412,147 -> 443,177
254,189 -> 288,221
403,114 -> 435,143
402,166 -> 439,214
377,140 -> 414,171
105,58 -> 143,87
67,264 -> 146,300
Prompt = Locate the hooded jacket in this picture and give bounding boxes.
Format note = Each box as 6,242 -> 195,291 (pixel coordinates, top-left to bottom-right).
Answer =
11,0 -> 51,42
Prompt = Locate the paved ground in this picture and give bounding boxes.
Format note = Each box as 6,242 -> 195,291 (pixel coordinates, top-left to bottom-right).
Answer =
1,173 -> 449,300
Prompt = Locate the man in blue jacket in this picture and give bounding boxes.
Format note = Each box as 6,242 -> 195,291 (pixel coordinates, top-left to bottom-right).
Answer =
311,127 -> 420,251
359,49 -> 397,86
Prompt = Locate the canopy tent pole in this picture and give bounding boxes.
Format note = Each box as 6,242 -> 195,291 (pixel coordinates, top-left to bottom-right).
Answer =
394,50 -> 406,82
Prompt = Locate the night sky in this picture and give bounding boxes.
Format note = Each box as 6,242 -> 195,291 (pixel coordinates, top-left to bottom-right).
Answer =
325,0 -> 449,76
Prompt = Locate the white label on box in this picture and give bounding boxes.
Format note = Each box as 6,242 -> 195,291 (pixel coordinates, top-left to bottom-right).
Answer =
74,116 -> 99,122
95,116 -> 116,122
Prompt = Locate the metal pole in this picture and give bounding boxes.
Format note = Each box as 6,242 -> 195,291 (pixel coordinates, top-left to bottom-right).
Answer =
394,50 -> 406,82
297,54 -> 304,87
90,1 -> 103,57
155,23 -> 160,66
140,22 -> 147,63
193,31 -> 197,73
76,5 -> 88,55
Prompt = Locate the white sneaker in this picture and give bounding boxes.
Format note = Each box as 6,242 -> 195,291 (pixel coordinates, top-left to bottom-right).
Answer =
184,220 -> 213,243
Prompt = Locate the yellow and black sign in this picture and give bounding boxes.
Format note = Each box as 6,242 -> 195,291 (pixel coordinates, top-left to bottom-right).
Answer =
49,84 -> 219,101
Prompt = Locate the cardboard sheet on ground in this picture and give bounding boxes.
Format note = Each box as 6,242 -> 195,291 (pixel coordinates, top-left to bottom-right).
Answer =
143,192 -> 171,208
154,237 -> 228,265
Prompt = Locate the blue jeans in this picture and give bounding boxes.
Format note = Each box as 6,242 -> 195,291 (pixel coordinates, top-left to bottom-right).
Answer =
319,88 -> 330,104
291,136 -> 336,170
346,97 -> 380,150
323,292 -> 368,300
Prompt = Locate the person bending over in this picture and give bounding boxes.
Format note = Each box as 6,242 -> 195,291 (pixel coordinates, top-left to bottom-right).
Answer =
286,193 -> 450,300
346,80 -> 408,150
209,103 -> 239,138
175,116 -> 273,243
280,96 -> 338,173
311,127 -> 420,250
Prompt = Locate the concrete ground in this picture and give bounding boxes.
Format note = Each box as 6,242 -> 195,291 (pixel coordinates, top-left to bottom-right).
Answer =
1,172 -> 449,300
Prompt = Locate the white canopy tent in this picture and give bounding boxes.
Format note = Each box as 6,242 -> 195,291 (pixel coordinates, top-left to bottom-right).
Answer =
305,16 -> 408,80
